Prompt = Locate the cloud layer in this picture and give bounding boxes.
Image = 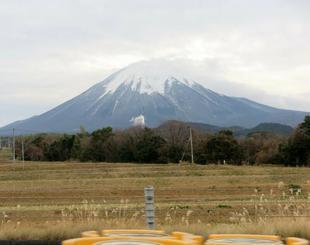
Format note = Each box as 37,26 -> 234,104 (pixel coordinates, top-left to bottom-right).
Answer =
0,0 -> 309,126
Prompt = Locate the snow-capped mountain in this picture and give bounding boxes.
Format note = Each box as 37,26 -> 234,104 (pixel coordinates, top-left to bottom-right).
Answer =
1,59 -> 308,133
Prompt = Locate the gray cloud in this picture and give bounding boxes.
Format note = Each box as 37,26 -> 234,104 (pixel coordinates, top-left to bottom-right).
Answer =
0,0 -> 310,126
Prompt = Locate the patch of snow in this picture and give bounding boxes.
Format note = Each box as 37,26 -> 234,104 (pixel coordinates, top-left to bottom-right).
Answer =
112,99 -> 119,114
98,59 -> 203,97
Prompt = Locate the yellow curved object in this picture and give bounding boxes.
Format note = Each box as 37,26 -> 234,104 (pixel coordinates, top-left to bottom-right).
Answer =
67,230 -> 309,245
100,230 -> 203,245
286,237 -> 309,245
207,234 -> 281,240
82,231 -> 100,238
63,237 -> 198,245
103,230 -> 167,235
171,232 -> 204,245
102,230 -> 168,237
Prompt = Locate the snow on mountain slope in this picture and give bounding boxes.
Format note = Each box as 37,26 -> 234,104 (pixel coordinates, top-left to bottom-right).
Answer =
0,59 -> 308,133
99,59 -> 197,95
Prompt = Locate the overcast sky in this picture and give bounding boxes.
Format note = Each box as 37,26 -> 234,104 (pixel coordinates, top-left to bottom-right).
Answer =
1,0 -> 310,126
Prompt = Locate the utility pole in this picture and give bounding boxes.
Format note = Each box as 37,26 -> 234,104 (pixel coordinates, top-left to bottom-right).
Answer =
12,128 -> 15,162
189,127 -> 194,164
21,138 -> 25,167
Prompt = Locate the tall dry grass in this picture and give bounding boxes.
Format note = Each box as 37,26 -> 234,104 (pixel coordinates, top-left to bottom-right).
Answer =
0,219 -> 309,240
0,190 -> 309,241
0,163 -> 309,240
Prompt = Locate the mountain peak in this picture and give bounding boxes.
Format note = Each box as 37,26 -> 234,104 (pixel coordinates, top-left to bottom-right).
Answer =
99,58 -> 197,95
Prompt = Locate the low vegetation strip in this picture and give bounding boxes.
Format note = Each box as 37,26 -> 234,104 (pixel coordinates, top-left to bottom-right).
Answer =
0,162 -> 309,240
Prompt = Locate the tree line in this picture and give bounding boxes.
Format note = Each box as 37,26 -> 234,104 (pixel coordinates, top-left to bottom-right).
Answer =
12,116 -> 310,166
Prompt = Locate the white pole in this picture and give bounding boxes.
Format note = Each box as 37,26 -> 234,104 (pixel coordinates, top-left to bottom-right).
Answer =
189,127 -> 194,164
144,186 -> 155,229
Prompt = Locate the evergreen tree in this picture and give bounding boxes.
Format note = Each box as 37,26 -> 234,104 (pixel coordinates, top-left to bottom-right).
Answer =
135,128 -> 166,163
278,116 -> 310,166
206,130 -> 244,164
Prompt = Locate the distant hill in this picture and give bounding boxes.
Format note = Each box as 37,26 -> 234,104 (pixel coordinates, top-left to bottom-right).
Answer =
0,59 -> 307,133
157,120 -> 294,137
239,123 -> 294,136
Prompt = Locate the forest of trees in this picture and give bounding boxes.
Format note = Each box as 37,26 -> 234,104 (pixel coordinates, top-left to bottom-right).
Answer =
10,116 -> 310,166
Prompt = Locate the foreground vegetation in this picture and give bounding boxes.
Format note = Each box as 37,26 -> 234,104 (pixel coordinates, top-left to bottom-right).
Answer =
0,162 -> 309,240
0,219 -> 309,241
2,116 -> 309,166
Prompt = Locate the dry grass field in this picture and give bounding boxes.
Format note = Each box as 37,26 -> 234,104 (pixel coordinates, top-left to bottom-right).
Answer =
0,157 -> 309,240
